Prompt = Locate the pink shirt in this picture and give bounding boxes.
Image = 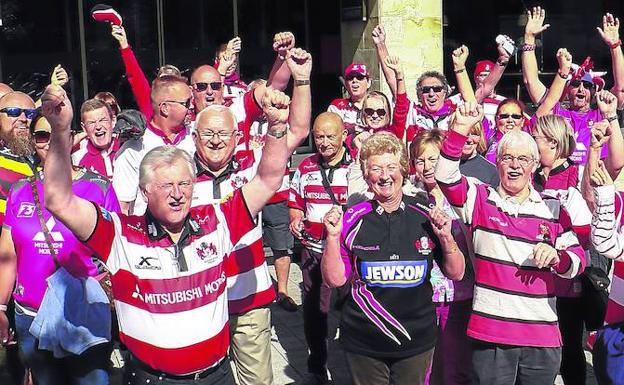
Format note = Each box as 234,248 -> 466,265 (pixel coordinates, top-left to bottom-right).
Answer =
5,171 -> 120,310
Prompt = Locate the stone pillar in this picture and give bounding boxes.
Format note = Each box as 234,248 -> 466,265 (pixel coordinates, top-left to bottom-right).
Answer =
340,0 -> 443,101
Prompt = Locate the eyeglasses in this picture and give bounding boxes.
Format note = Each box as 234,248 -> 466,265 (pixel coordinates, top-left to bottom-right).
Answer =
153,180 -> 193,194
84,117 -> 111,129
0,107 -> 38,120
346,74 -> 367,81
499,154 -> 534,168
33,131 -> 50,144
497,113 -> 523,120
192,82 -> 222,92
197,130 -> 237,141
162,98 -> 192,109
419,86 -> 445,94
569,79 -> 594,89
363,108 -> 387,117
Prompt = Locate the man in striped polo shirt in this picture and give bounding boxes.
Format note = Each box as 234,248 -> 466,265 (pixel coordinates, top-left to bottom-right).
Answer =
435,102 -> 585,385
289,111 -> 351,384
40,75 -> 309,384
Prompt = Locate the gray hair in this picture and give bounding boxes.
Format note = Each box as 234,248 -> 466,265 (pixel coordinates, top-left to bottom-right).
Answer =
139,146 -> 197,191
496,130 -> 540,162
195,104 -> 237,130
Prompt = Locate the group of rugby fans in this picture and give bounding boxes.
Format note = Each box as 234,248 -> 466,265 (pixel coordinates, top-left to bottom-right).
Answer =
1,5 -> 624,385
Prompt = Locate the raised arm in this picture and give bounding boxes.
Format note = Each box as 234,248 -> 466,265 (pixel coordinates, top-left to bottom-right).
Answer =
41,85 -> 97,241
372,25 -> 397,98
430,207 -> 465,280
522,6 -> 551,103
384,55 -> 409,138
265,32 -> 296,92
322,206 -> 347,288
535,48 -> 572,117
597,13 -> 624,109
451,45 -> 476,104
284,48 -> 312,152
596,90 -> 624,178
475,37 -> 512,102
111,25 -> 152,117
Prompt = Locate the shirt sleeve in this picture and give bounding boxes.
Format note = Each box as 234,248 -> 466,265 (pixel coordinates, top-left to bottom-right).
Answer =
103,183 -> 122,213
288,167 -> 305,211
388,92 -> 409,140
591,184 -> 624,260
83,202 -> 116,264
113,144 -> 141,203
552,205 -> 586,278
120,47 -> 152,118
218,189 -> 255,246
3,185 -> 17,230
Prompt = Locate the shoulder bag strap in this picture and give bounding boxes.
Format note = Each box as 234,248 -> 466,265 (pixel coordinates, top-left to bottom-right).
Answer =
29,174 -> 59,269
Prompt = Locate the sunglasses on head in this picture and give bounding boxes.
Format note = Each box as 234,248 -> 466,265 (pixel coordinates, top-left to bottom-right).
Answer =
497,113 -> 523,120
363,108 -> 387,117
419,85 -> 445,94
346,73 -> 367,81
569,79 -> 594,89
0,107 -> 38,120
33,131 -> 50,143
192,82 -> 222,92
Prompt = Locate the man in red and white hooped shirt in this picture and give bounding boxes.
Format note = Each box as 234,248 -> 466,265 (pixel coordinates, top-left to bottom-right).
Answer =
39,79 -> 309,384
72,98 -> 120,179
113,75 -> 196,216
327,63 -> 371,134
288,112 -> 351,384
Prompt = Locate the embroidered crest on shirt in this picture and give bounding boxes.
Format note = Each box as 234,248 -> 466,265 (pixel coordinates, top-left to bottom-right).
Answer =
414,236 -> 435,255
230,175 -> 249,190
537,223 -> 552,243
196,241 -> 218,262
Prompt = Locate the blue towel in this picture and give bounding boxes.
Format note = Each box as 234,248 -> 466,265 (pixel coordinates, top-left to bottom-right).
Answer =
29,268 -> 111,358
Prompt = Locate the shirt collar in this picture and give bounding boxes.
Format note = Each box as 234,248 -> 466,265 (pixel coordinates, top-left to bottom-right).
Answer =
373,197 -> 406,215
86,137 -> 120,155
145,210 -> 203,242
534,158 -> 574,191
195,153 -> 241,180
147,121 -> 187,145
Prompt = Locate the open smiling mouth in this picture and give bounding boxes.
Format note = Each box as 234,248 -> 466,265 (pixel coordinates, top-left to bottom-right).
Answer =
507,170 -> 522,180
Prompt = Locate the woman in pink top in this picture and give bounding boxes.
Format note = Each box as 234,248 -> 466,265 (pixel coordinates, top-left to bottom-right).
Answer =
0,115 -> 120,385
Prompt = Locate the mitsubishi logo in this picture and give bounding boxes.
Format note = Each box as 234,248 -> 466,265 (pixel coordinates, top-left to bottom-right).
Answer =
131,284 -> 143,301
32,217 -> 64,242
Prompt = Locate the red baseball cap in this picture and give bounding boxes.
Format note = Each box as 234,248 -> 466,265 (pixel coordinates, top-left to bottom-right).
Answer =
474,60 -> 495,80
91,4 -> 123,26
344,63 -> 369,78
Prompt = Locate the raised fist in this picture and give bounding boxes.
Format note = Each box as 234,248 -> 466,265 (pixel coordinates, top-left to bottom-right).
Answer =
323,205 -> 343,237
51,64 -> 69,87
451,45 -> 469,69
371,25 -> 386,46
556,48 -> 572,72
597,90 -> 618,116
286,48 -> 312,81
273,32 -> 295,56
41,84 -> 73,131
262,88 -> 290,126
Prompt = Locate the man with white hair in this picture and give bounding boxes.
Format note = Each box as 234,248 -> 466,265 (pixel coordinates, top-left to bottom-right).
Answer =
435,102 -> 585,385
40,78 -> 309,384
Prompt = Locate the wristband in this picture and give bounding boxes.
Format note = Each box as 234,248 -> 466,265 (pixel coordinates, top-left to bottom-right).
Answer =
0,304 -> 6,312
606,115 -> 618,122
267,128 -> 287,139
396,78 -> 404,81
453,68 -> 465,74
218,71 -> 226,77
557,70 -> 569,79
294,79 -> 310,87
496,59 -> 508,67
610,40 -> 622,50
521,43 -> 536,52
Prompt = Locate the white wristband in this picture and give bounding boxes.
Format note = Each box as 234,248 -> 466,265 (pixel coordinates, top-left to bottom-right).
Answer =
0,304 -> 7,312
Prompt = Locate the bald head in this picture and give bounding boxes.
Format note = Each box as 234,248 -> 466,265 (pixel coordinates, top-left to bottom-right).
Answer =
191,65 -> 224,112
313,112 -> 344,134
313,112 -> 346,162
0,91 -> 36,155
0,83 -> 14,99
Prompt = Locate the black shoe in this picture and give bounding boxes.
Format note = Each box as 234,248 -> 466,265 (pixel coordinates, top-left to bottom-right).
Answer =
300,373 -> 330,385
276,293 -> 299,312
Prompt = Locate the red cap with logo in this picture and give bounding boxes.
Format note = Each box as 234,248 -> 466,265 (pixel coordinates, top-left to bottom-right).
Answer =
473,60 -> 495,81
344,63 -> 369,78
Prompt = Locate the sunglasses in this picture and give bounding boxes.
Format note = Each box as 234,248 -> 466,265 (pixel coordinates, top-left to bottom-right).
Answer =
497,113 -> 523,120
346,74 -> 367,81
192,82 -> 222,92
163,98 -> 192,109
0,107 -> 38,120
363,108 -> 387,117
569,79 -> 594,89
419,86 -> 445,94
33,131 -> 50,144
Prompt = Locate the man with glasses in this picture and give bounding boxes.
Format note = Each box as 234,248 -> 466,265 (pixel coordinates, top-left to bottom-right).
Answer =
72,99 -> 120,179
113,75 -> 196,215
328,63 -> 371,134
435,102 -> 585,385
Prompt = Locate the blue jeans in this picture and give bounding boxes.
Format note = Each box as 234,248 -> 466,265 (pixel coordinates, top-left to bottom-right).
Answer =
15,311 -> 109,385
593,323 -> 624,385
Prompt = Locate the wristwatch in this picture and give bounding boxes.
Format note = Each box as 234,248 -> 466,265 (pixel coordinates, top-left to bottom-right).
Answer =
267,128 -> 288,139
294,79 -> 310,87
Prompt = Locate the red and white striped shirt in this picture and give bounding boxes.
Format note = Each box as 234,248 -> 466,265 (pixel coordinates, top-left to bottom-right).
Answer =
72,137 -> 121,179
191,149 -> 274,314
591,185 -> 624,325
327,98 -> 361,134
84,190 -> 254,375
436,130 -> 585,347
289,152 -> 350,253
